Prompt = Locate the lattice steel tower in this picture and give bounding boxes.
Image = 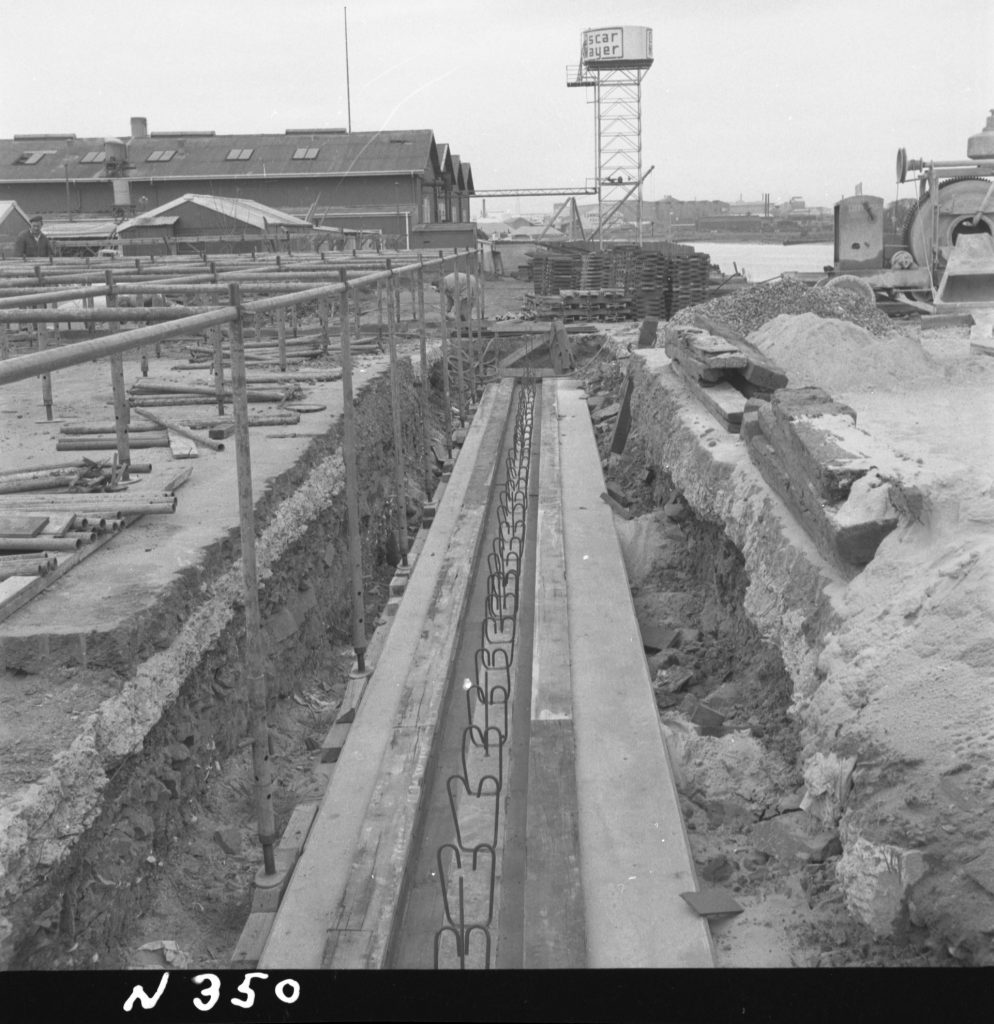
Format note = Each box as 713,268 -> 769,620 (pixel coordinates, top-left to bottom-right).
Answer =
568,25 -> 654,247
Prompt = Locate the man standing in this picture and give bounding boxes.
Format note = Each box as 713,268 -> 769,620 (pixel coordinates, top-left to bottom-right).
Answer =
15,215 -> 56,258
433,272 -> 480,323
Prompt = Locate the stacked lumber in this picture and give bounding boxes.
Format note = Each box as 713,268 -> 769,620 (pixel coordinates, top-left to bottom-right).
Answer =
628,251 -> 669,319
524,293 -> 565,319
669,252 -> 711,316
528,251 -> 584,295
741,387 -> 901,568
663,315 -> 788,433
578,252 -> 619,289
557,289 -> 630,322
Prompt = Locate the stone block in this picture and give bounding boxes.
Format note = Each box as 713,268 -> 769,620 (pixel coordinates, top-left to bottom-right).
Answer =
213,826 -> 242,855
751,811 -> 839,863
964,850 -> 994,896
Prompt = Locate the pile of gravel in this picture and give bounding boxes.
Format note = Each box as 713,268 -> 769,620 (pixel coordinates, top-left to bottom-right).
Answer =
669,277 -> 895,337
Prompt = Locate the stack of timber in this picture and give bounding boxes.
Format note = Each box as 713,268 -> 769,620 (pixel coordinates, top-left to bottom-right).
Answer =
579,251 -> 623,289
669,252 -> 711,316
524,293 -> 566,319
741,388 -> 904,570
528,251 -> 584,295
558,289 -> 630,322
628,251 -> 670,319
662,314 -> 788,433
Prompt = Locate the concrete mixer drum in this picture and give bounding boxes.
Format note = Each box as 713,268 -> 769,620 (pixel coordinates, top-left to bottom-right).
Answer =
902,177 -> 994,268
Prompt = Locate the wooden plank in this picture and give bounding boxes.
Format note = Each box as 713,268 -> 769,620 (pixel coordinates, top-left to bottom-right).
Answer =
689,312 -> 789,389
670,363 -> 746,433
230,912 -> 277,969
0,515 -> 49,537
277,801 -> 319,855
167,431 -> 200,459
525,721 -> 586,967
608,373 -> 634,455
524,381 -> 585,967
318,722 -> 352,763
0,575 -> 36,605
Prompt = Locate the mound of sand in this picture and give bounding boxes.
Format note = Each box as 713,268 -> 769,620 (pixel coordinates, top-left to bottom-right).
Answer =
748,313 -> 932,392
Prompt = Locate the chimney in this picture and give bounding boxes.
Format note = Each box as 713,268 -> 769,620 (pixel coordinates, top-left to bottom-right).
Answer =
130,117 -> 148,139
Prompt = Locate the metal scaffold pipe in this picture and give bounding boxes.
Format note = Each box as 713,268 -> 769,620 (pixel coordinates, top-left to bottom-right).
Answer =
415,262 -> 432,497
227,281 -> 277,878
386,263 -> 409,569
436,255 -> 454,456
104,270 -> 131,476
339,270 -> 367,673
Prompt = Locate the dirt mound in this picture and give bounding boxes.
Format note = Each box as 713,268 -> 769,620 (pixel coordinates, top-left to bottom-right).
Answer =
747,312 -> 932,392
671,277 -> 894,337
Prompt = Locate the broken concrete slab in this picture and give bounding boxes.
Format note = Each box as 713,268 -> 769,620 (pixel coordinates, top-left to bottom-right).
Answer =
964,850 -> 994,896
680,889 -> 744,918
751,811 -> 839,864
759,388 -> 869,504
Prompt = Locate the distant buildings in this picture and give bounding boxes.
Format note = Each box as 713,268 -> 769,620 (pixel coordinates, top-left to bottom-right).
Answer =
569,195 -> 834,242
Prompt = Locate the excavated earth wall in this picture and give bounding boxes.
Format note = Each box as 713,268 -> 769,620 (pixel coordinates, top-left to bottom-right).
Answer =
628,348 -> 994,966
0,359 -> 435,969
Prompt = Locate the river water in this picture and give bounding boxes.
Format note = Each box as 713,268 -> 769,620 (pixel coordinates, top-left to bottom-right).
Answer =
689,242 -> 835,283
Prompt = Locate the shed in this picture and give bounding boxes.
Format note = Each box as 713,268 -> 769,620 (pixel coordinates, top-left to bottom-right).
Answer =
409,221 -> 479,251
116,193 -> 317,255
0,200 -> 31,256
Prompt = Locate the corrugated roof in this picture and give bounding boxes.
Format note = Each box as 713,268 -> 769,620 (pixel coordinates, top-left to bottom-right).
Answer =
0,129 -> 444,183
43,217 -> 120,238
118,194 -> 313,233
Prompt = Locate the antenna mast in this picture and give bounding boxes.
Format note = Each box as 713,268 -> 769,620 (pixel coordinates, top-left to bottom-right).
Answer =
344,7 -> 352,133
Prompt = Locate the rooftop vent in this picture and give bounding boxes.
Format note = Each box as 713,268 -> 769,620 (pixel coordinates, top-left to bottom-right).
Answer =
285,128 -> 347,135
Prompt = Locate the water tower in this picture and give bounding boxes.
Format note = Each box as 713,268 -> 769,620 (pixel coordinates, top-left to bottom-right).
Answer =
568,25 -> 653,246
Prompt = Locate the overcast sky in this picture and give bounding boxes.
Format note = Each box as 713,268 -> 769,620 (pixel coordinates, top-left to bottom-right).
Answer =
2,0 -> 992,215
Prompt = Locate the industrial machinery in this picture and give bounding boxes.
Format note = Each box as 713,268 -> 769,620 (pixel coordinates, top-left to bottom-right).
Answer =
830,109 -> 994,313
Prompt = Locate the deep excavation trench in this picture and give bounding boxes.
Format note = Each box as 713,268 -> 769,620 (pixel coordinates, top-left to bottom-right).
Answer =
10,356 -> 449,971
13,326 -> 961,971
588,357 -> 956,968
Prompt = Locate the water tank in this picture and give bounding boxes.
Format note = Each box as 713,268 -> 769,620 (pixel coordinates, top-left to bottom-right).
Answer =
581,25 -> 653,68
967,109 -> 994,160
104,138 -> 127,164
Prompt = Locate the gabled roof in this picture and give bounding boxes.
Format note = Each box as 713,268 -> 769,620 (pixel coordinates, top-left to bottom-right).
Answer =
461,162 -> 475,194
0,199 -> 31,227
118,194 -> 313,233
0,130 -> 443,183
435,143 -> 455,186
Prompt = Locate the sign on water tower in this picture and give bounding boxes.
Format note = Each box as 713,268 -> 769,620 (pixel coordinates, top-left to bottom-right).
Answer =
581,25 -> 653,68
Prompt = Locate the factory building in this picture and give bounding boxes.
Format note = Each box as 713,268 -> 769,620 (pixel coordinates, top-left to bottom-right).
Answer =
0,118 -> 474,250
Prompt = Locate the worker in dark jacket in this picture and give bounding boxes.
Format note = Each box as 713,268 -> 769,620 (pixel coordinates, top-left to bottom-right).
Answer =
15,215 -> 56,257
